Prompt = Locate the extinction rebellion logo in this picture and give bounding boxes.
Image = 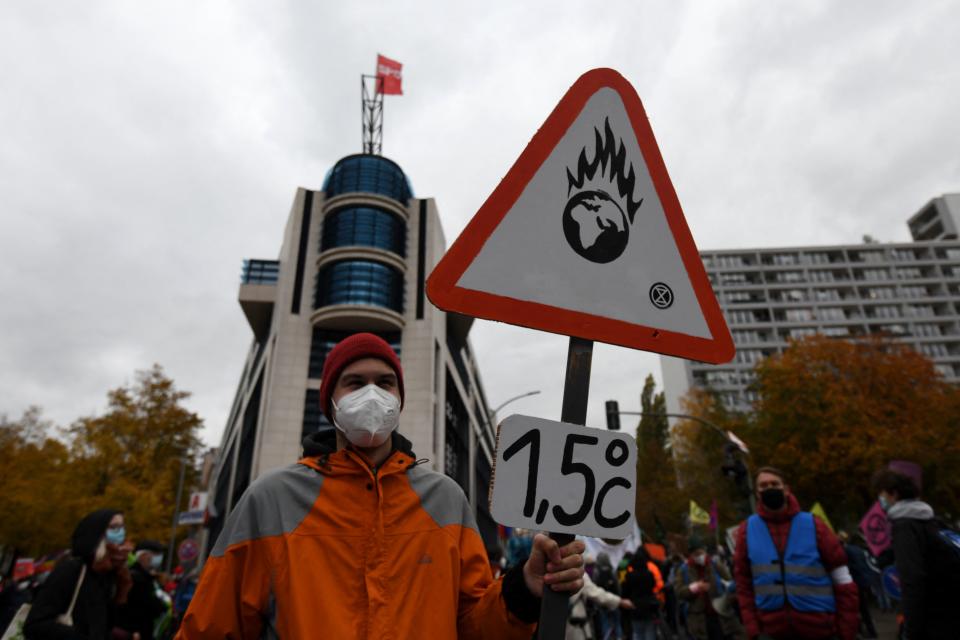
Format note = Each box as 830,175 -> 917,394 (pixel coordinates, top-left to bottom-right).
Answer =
563,118 -> 673,309
563,118 -> 643,264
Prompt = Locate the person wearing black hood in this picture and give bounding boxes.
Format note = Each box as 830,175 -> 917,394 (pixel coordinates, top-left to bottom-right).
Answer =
24,509 -> 134,640
872,468 -> 960,640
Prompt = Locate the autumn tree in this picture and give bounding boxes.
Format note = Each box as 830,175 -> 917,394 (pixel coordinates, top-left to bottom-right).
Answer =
672,388 -> 751,529
634,375 -> 686,538
0,408 -> 83,556
0,366 -> 204,557
68,365 -> 204,542
742,335 -> 960,524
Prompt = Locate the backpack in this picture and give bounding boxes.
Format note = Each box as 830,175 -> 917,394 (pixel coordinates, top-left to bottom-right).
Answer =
593,565 -> 619,595
626,562 -> 659,615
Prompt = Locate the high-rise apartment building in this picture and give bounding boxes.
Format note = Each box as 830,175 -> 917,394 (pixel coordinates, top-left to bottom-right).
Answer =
207,154 -> 500,547
662,193 -> 960,415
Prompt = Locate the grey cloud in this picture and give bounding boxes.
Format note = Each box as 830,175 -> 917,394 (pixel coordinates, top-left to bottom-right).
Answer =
1,1 -> 958,446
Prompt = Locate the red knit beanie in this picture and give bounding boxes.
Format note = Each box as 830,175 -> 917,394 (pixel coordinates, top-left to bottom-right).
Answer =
319,333 -> 404,421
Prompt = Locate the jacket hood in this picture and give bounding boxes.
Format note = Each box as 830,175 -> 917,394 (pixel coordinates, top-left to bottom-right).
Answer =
756,491 -> 801,523
301,429 -> 416,460
72,508 -> 121,561
887,499 -> 934,521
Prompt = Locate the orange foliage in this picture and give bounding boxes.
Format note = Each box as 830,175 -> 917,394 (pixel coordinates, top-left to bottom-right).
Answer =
743,335 -> 960,523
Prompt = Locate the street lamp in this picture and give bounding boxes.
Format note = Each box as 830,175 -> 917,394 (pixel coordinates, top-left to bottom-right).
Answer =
490,390 -> 542,426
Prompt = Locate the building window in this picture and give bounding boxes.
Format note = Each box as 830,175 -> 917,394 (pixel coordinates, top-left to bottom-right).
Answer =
735,349 -> 764,364
302,389 -> 332,442
900,286 -> 927,298
716,255 -> 746,268
314,260 -> 404,313
864,286 -> 895,299
308,328 -> 401,379
732,330 -> 761,344
809,270 -> 836,283
785,309 -> 814,322
725,291 -> 763,304
813,289 -> 840,302
729,310 -> 759,325
321,206 -> 407,257
858,250 -> 886,263
859,269 -> 888,281
818,308 -> 845,321
764,253 -> 799,266
804,252 -> 832,265
918,343 -> 949,358
903,304 -> 934,318
871,305 -> 899,319
323,155 -> 413,204
241,259 -> 280,284
914,324 -> 942,337
720,272 -> 749,285
896,267 -> 923,279
444,371 -> 470,491
821,327 -> 849,337
773,271 -> 804,283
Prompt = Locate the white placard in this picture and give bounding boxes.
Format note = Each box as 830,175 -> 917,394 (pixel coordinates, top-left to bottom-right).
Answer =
490,414 -> 637,538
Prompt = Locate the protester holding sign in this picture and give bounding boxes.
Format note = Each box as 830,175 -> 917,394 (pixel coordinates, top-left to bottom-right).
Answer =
732,467 -> 858,640
871,468 -> 960,639
177,333 -> 585,639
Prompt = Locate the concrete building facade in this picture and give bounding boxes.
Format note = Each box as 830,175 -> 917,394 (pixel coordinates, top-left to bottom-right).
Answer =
662,193 -> 960,415
208,154 -> 500,547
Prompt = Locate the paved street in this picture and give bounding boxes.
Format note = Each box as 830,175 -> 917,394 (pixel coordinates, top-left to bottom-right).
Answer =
870,608 -> 900,639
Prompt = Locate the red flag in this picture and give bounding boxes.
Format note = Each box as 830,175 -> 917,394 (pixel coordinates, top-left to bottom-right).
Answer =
376,54 -> 403,95
709,499 -> 719,531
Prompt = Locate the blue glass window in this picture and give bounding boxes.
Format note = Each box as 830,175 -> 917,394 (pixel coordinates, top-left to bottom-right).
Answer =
308,328 -> 401,379
314,260 -> 404,313
323,155 -> 413,204
241,259 -> 279,284
322,207 -> 406,257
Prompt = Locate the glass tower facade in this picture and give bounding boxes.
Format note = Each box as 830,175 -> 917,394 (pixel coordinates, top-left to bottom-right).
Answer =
323,154 -> 413,204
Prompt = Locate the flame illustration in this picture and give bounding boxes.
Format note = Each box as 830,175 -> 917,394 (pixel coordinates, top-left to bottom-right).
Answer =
565,118 -> 643,223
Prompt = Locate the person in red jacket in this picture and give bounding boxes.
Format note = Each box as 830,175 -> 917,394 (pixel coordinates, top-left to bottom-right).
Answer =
733,467 -> 858,640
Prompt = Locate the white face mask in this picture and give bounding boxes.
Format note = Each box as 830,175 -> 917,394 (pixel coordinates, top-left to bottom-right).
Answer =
333,384 -> 400,448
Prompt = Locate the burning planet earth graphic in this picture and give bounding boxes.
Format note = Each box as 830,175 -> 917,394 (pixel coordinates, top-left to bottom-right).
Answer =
562,189 -> 630,264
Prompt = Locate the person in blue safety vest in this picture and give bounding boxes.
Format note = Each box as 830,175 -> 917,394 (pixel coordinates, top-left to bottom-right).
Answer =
732,467 -> 859,640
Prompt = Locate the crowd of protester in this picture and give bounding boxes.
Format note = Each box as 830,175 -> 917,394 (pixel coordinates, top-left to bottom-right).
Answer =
0,509 -> 199,640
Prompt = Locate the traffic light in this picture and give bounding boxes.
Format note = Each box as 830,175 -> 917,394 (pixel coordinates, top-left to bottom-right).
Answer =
721,443 -> 750,494
605,400 -> 621,431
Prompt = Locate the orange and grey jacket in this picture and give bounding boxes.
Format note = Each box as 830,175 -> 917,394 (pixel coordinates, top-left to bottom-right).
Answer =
177,432 -> 538,639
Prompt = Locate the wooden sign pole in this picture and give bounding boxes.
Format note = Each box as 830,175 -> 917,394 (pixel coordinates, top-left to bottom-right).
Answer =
538,336 -> 593,639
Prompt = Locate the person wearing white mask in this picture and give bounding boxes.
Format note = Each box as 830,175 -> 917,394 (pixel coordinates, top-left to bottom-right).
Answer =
179,333 -> 586,640
674,538 -> 743,640
116,540 -> 168,640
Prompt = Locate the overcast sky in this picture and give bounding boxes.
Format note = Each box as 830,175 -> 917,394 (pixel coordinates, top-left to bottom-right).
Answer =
2,1 -> 959,446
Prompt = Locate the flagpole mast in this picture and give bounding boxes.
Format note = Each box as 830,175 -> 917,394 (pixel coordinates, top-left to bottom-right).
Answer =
361,74 -> 384,155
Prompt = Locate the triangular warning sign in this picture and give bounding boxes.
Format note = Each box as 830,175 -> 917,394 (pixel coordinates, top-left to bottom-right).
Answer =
427,68 -> 734,364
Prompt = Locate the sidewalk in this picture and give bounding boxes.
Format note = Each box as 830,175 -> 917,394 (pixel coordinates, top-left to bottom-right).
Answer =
869,607 -> 899,639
